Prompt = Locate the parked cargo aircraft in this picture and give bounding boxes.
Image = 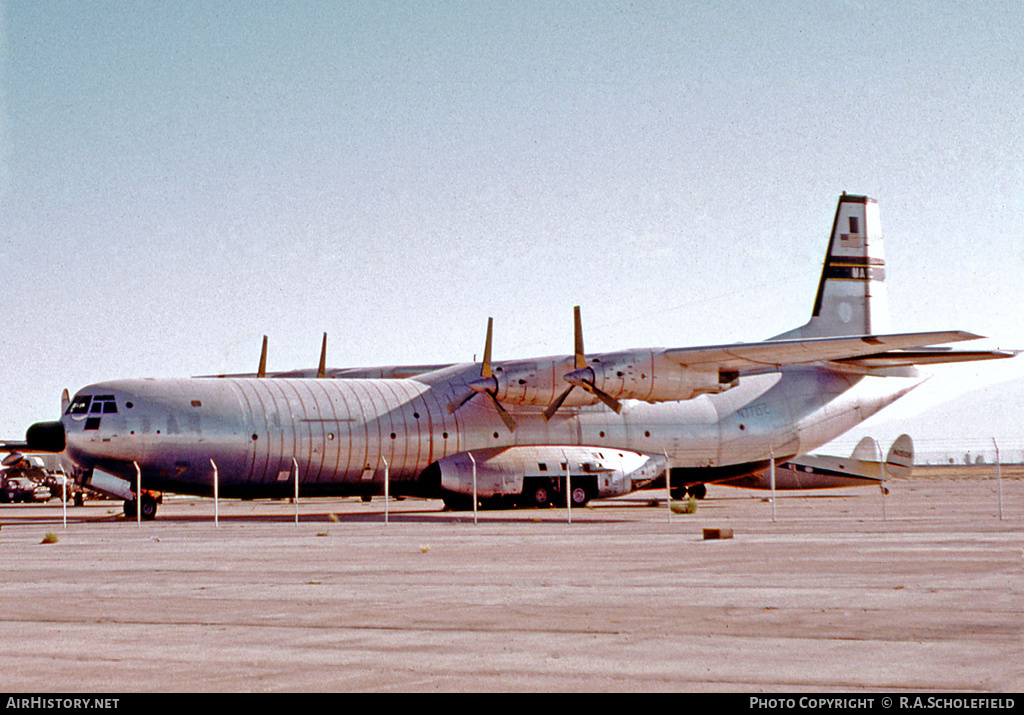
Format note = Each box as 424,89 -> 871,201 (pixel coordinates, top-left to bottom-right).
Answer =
6,195 -> 1015,519
677,434 -> 914,498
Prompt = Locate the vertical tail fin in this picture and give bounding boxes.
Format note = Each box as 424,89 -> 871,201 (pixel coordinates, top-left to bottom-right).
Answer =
775,194 -> 890,339
851,436 -> 882,461
884,434 -> 914,479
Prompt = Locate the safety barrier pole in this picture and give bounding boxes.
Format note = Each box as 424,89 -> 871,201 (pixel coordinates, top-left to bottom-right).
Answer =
134,462 -> 142,527
878,439 -> 887,523
210,459 -> 219,527
664,451 -> 672,523
993,439 -> 1003,521
383,457 -> 390,526
59,466 -> 67,530
469,453 -> 477,525
769,448 -> 776,523
293,458 -> 299,525
566,462 -> 572,525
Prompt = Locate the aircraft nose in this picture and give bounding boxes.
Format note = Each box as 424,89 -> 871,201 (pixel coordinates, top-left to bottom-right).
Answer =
26,420 -> 66,453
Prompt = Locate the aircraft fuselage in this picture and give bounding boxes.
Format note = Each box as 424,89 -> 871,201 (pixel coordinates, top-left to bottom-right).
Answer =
61,362 -> 922,500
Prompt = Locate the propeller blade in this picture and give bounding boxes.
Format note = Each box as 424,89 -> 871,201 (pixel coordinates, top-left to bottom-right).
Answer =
486,390 -> 517,432
588,384 -> 623,414
257,335 -> 268,378
448,317 -> 516,433
544,305 -> 595,420
543,385 -> 574,422
573,305 -> 586,370
481,317 -> 494,379
447,388 -> 477,415
564,366 -> 624,414
317,333 -> 328,379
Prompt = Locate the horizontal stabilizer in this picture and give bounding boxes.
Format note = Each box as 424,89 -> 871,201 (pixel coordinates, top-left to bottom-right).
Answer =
664,330 -> 987,373
833,348 -> 1019,369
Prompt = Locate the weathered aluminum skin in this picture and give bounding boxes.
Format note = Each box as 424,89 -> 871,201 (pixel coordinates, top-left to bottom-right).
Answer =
61,363 -> 923,499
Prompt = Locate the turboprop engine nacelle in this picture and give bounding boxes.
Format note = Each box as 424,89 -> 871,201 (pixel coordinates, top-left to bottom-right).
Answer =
569,350 -> 738,403
480,352 -> 736,409
435,446 -> 666,503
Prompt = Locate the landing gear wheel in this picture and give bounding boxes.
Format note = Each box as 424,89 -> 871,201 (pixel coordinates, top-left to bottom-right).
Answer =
569,485 -> 589,508
688,484 -> 707,500
124,495 -> 159,520
530,485 -> 552,508
140,494 -> 158,520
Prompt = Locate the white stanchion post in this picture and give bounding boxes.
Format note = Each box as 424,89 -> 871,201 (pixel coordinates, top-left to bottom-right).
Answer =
210,459 -> 219,527
878,439 -> 887,523
293,458 -> 299,525
769,448 -> 776,523
133,461 -> 142,527
383,456 -> 389,526
566,462 -> 572,525
469,452 -> 477,525
664,451 -> 671,523
59,466 -> 67,530
993,438 -> 1003,521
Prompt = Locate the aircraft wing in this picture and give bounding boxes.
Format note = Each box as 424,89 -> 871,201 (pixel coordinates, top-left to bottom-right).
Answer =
662,330 -> 1006,372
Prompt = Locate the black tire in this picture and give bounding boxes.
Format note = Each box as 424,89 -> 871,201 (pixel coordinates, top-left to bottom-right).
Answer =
530,484 -> 552,508
569,485 -> 589,508
123,499 -> 136,518
140,494 -> 158,521
688,484 -> 707,500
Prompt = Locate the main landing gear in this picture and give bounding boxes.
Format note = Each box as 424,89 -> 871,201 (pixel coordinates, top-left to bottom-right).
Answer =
123,492 -> 159,521
671,484 -> 707,501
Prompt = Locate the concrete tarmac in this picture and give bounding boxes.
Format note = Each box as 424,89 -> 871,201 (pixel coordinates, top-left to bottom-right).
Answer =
0,474 -> 1020,692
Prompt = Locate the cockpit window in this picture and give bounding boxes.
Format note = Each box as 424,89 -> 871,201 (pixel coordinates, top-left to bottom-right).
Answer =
67,396 -> 92,415
66,394 -> 117,416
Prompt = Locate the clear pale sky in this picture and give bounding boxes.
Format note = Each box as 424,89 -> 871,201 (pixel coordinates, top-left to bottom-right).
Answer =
2,2 -> 1022,457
